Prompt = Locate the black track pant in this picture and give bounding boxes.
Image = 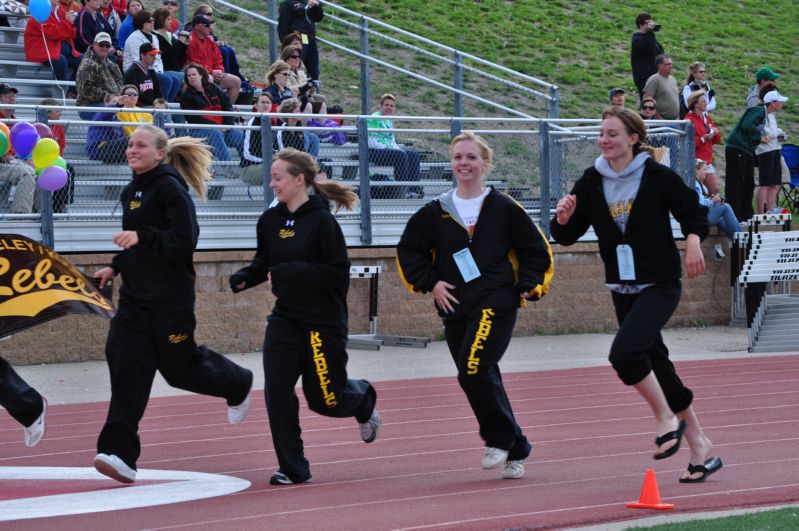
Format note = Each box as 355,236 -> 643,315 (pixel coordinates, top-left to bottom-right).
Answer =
262,315 -> 376,483
0,356 -> 44,427
609,283 -> 694,413
97,299 -> 253,470
444,307 -> 531,461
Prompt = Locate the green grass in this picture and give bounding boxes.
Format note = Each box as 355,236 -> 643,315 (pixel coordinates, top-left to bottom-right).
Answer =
626,505 -> 799,530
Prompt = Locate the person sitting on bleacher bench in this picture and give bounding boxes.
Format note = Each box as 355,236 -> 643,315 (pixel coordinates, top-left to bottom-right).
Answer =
85,92 -> 129,163
76,31 -> 124,119
23,0 -> 83,83
185,14 -> 240,106
123,42 -> 164,106
367,93 -> 421,190
0,84 -> 36,213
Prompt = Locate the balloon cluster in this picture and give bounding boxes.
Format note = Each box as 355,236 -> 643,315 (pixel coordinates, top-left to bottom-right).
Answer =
0,122 -> 68,191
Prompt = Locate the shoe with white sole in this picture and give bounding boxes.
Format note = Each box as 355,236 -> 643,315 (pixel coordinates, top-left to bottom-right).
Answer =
269,470 -> 311,485
24,398 -> 47,448
228,378 -> 253,424
359,409 -> 381,443
502,459 -> 525,479
94,453 -> 136,484
481,447 -> 509,469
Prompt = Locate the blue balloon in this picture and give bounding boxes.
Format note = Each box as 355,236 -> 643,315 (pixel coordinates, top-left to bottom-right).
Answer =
29,0 -> 51,23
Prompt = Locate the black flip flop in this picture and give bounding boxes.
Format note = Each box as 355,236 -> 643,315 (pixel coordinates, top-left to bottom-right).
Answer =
653,419 -> 686,460
679,456 -> 723,483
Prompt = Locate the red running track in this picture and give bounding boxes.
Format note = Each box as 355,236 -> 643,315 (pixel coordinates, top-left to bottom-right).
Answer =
1,355 -> 798,529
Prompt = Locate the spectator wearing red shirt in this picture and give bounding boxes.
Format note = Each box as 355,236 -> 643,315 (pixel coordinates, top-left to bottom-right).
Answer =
24,0 -> 83,82
185,15 -> 240,104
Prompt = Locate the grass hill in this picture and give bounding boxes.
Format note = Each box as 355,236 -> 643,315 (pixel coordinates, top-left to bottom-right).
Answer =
212,0 -> 797,141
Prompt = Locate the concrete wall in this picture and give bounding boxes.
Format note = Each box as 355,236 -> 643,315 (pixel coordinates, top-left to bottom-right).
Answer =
3,235 -> 732,365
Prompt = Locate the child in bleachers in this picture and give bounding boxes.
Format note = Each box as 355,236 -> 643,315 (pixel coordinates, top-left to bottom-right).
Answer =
152,98 -> 175,137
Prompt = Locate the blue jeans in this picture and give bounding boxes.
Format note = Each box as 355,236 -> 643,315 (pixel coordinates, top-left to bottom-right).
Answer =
48,43 -> 83,82
707,202 -> 740,239
189,128 -> 243,161
160,71 -> 184,102
368,147 -> 421,181
304,132 -> 320,158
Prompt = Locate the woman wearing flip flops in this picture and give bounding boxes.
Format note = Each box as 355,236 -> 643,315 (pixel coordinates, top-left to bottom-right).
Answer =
551,107 -> 722,483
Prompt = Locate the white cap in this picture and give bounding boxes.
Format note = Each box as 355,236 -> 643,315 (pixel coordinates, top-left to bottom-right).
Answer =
763,90 -> 788,104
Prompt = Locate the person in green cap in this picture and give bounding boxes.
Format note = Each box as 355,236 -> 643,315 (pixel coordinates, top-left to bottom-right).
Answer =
747,66 -> 779,107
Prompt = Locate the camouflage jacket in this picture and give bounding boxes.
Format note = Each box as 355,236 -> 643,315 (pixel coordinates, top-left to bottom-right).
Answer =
76,49 -> 124,106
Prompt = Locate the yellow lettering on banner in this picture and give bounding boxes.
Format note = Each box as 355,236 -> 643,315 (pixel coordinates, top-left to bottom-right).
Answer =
310,330 -> 337,407
467,308 -> 494,375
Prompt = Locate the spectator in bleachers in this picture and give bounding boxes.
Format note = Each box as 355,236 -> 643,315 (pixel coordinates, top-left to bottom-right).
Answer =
189,5 -> 247,89
609,88 -> 626,107
746,66 -> 779,108
116,0 -> 141,49
180,63 -> 243,167
24,0 -> 83,82
152,97 -> 175,137
680,62 -> 716,119
278,0 -> 324,82
367,93 -> 421,182
282,45 -> 327,116
643,55 -> 679,119
280,31 -> 303,54
630,13 -> 664,101
153,7 -> 188,75
185,14 -> 240,105
117,83 -> 153,134
75,0 -> 121,57
99,0 -> 121,35
264,60 -> 294,110
85,92 -> 128,163
123,43 -> 163,106
123,10 -> 181,102
684,90 -> 721,195
694,159 -> 741,240
275,98 -> 319,157
240,92 -> 272,184
755,90 -> 788,214
76,32 -> 124,119
0,84 -> 36,213
40,98 -> 75,212
161,0 -> 179,33
638,97 -> 662,120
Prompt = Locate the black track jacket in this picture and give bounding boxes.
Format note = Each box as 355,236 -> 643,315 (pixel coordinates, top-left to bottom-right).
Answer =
397,187 -> 554,319
111,163 -> 199,309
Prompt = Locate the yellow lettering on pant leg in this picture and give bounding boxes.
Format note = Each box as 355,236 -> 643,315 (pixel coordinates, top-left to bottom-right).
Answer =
466,308 -> 494,375
309,330 -> 337,407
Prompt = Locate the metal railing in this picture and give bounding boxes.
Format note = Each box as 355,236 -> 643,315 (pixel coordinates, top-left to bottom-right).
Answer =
1,103 -> 695,252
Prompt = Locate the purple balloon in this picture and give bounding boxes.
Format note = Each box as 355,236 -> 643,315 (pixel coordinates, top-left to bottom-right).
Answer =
37,166 -> 69,191
10,123 -> 40,158
33,122 -> 54,140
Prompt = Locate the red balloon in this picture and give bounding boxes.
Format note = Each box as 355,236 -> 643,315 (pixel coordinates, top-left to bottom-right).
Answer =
33,122 -> 54,140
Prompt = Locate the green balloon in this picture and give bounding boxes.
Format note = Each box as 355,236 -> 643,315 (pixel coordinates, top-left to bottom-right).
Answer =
53,156 -> 67,170
0,131 -> 8,157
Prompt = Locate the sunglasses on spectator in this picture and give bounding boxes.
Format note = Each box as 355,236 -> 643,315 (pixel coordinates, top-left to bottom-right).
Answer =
642,105 -> 656,110
289,55 -> 300,59
697,70 -> 706,73
163,0 -> 177,4
96,42 -> 112,48
146,18 -> 154,22
123,92 -> 139,97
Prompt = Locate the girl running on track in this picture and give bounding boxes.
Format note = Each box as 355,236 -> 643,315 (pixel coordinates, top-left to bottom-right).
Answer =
229,148 -> 380,486
93,125 -> 254,484
396,130 -> 554,479
551,107 -> 722,483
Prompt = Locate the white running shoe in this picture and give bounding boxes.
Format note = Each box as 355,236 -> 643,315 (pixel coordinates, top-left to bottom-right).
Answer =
359,409 -> 381,443
24,398 -> 47,448
481,447 -> 509,469
502,459 -> 525,479
94,453 -> 136,484
228,381 -> 253,424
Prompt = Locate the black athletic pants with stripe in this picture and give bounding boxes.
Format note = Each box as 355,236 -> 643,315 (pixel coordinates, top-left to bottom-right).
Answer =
262,315 -> 377,483
0,356 -> 44,428
444,307 -> 532,461
97,298 -> 253,470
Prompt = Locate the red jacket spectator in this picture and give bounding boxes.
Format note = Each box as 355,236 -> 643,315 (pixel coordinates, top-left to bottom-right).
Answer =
685,110 -> 721,164
110,0 -> 126,17
24,7 -> 79,63
186,27 -> 224,73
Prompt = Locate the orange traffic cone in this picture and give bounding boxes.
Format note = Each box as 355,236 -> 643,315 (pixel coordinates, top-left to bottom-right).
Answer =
626,469 -> 675,510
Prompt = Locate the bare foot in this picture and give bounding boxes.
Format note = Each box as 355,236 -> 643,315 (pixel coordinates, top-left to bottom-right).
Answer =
654,416 -> 681,458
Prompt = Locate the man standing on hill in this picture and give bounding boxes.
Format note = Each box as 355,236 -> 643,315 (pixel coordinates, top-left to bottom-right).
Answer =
630,13 -> 664,101
746,67 -> 779,108
643,55 -> 679,120
278,0 -> 324,82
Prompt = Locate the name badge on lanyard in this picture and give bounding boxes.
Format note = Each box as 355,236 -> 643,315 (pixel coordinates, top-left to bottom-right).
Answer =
616,244 -> 636,280
453,248 -> 481,283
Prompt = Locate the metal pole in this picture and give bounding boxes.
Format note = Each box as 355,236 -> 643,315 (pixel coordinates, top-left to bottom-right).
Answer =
453,51 -> 463,118
681,121 -> 696,187
260,116 -> 274,207
36,106 -> 54,248
268,0 -> 277,64
359,17 -> 370,116
357,117 -> 372,244
538,121 -> 551,238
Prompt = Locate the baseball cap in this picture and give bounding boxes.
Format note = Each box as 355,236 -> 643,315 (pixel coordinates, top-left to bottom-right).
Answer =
139,43 -> 161,56
191,14 -> 211,27
755,67 -> 780,82
0,83 -> 18,95
609,88 -> 625,99
763,90 -> 788,104
94,32 -> 113,45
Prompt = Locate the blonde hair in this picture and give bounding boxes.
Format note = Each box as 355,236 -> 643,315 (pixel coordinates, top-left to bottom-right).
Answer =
278,97 -> 300,114
136,125 -> 213,200
265,60 -> 290,84
451,130 -> 494,166
695,158 -> 707,170
379,93 -> 396,104
687,89 -> 706,110
685,61 -> 706,85
274,148 -> 357,212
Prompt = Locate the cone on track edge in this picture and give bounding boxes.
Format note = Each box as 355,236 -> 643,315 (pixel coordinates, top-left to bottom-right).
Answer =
626,469 -> 675,510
